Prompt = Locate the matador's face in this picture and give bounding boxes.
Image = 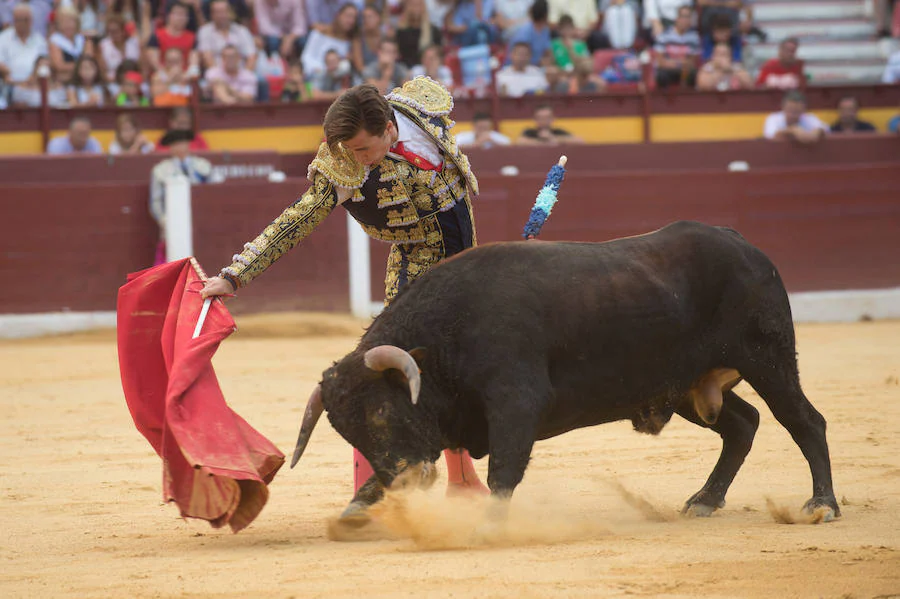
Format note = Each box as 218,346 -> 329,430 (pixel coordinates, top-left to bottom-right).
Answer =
343,121 -> 398,167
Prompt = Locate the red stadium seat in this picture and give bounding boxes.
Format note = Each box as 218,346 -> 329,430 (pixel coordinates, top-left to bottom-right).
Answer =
266,76 -> 286,101
444,48 -> 464,87
593,49 -> 622,74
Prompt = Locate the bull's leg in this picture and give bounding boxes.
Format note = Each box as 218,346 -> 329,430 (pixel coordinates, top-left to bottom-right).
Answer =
485,407 -> 539,503
678,390 -> 760,516
742,363 -> 840,518
339,474 -> 384,526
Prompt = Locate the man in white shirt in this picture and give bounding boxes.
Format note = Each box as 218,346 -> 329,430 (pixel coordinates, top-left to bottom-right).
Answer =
882,48 -> 900,84
763,90 -> 828,143
496,41 -> 548,97
150,129 -> 212,234
197,0 -> 257,71
0,4 -> 48,84
456,112 -> 511,149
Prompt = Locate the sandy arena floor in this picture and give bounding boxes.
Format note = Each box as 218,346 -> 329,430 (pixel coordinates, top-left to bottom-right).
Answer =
1,314 -> 899,599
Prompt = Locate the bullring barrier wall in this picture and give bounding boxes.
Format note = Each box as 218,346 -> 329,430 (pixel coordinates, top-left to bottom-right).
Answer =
2,144 -> 897,318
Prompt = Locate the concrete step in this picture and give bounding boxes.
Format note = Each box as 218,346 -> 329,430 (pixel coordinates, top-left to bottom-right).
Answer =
805,60 -> 887,83
761,19 -> 877,42
754,1 -> 867,23
747,40 -> 886,62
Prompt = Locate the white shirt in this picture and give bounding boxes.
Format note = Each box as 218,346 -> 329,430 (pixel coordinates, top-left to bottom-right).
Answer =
496,65 -> 549,97
763,111 -> 829,139
455,129 -> 510,148
335,108 -> 443,202
882,50 -> 900,84
642,0 -> 691,26
0,28 -> 48,82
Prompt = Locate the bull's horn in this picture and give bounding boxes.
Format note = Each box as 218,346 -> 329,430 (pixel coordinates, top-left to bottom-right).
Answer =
364,345 -> 421,405
290,384 -> 324,469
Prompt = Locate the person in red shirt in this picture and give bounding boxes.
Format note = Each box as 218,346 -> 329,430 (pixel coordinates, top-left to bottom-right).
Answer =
146,2 -> 200,77
756,37 -> 806,89
156,106 -> 211,151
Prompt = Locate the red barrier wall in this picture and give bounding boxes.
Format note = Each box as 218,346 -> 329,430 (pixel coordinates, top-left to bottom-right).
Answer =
2,161 -> 898,314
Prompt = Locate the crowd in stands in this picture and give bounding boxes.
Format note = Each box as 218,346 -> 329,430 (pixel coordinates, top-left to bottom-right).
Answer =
1,0 -> 899,134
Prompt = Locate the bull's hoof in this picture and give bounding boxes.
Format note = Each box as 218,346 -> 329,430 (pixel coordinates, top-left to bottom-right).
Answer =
681,490 -> 725,518
338,500 -> 372,528
682,503 -> 717,518
803,496 -> 841,521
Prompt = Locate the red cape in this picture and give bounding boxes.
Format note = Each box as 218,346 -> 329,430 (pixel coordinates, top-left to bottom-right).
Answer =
117,259 -> 284,532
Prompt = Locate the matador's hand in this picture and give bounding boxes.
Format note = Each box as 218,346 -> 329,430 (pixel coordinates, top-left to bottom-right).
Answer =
200,276 -> 235,299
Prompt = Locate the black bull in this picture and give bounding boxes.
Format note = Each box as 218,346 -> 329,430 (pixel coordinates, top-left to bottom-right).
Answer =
291,221 -> 840,520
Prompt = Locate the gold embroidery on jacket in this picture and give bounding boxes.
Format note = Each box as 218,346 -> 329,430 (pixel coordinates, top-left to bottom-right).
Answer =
220,175 -> 338,287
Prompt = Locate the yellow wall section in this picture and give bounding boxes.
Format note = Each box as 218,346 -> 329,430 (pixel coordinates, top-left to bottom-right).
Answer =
0,132 -> 44,155
203,125 -> 324,152
499,117 -> 643,144
3,110 -> 896,155
651,109 -> 898,142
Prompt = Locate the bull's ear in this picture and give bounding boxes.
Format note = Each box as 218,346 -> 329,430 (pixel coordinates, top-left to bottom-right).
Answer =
409,347 -> 427,368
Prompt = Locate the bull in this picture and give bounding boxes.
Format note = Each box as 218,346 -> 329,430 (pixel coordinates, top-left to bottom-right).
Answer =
290,221 -> 840,522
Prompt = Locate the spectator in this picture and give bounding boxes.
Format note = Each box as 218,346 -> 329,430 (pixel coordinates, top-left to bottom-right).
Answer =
600,0 -> 639,51
0,4 -> 47,85
445,0 -> 496,46
517,103 -> 584,145
97,15 -> 141,82
157,106 -> 210,150
653,5 -> 700,88
494,0 -> 532,40
197,0 -> 256,71
362,38 -> 409,93
309,48 -> 353,99
300,2 -> 358,76
396,0 -> 442,68
456,111 -> 510,148
506,0 -> 552,66
147,0 -> 207,33
543,61 -> 571,93
881,46 -> 900,84
696,0 -> 748,34
548,0 -> 598,39
695,42 -> 751,91
109,113 -> 155,154
354,5 -> 384,71
257,0 -> 308,61
756,37 -> 805,89
48,6 -> 94,83
109,0 -> 145,31
280,60 -> 311,101
78,0 -> 106,39
201,0 -> 251,28
150,129 -> 212,259
10,55 -> 69,107
46,116 -> 103,154
17,0 -> 53,37
424,0 -> 454,31
567,55 -> 607,93
115,70 -> 150,105
551,14 -> 589,71
643,0 -> 691,39
305,0 -> 364,28
205,43 -> 257,103
151,47 -> 192,105
830,96 -> 876,134
701,14 -> 742,63
147,2 -> 200,76
496,41 -> 548,97
66,54 -> 106,107
763,90 -> 827,143
410,44 -> 454,89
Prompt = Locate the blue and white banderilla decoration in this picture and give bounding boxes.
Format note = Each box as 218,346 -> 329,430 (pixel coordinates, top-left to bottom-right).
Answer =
522,155 -> 568,240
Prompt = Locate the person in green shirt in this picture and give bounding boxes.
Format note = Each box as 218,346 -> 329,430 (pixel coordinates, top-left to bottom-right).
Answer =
551,15 -> 589,71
